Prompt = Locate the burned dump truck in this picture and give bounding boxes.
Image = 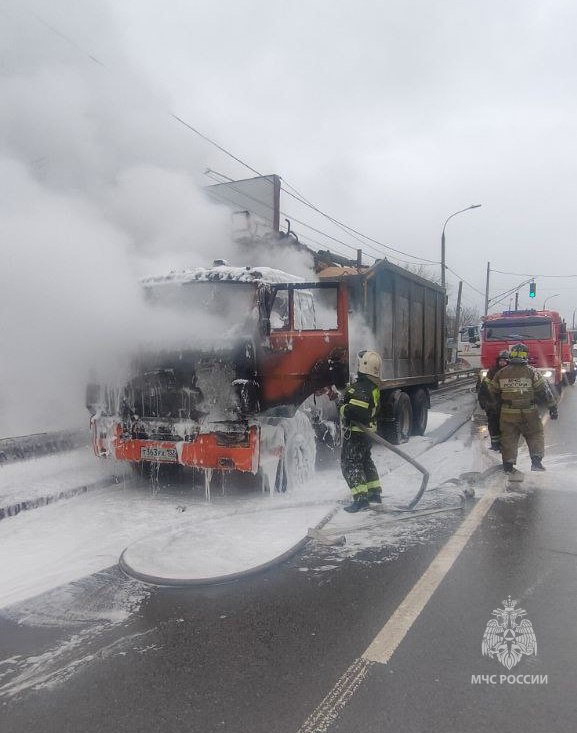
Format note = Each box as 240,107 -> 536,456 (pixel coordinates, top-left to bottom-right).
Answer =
87,263 -> 349,492
87,258 -> 445,492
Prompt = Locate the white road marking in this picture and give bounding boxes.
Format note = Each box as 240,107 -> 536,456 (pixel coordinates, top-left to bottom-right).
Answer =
295,658 -> 373,733
363,480 -> 501,662
296,478 -> 502,732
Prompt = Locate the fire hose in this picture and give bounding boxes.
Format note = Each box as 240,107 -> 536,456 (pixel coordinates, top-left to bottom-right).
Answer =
352,421 -> 430,510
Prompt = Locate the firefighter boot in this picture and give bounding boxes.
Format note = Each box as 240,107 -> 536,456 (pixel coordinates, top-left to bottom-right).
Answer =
503,462 -> 514,474
490,438 -> 501,452
367,489 -> 382,504
531,457 -> 546,471
344,494 -> 370,513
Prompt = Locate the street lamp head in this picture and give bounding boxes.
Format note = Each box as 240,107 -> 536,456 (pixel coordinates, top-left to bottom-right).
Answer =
441,203 -> 482,289
542,293 -> 560,310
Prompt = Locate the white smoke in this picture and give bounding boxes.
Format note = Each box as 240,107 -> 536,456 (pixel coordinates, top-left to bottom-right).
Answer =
0,0 -> 319,436
0,1 -> 236,434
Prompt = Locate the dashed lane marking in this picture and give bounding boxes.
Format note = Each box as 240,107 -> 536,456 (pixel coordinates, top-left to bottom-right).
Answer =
296,479 -> 502,732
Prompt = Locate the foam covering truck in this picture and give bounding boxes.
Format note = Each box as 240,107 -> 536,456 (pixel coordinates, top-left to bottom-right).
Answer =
87,259 -> 445,491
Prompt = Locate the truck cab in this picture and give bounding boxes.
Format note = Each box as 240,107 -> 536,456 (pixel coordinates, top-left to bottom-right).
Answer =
480,309 -> 564,386
87,263 -> 348,489
457,324 -> 481,369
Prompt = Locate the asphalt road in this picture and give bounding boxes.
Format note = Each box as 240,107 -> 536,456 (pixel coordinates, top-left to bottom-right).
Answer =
1,385 -> 576,733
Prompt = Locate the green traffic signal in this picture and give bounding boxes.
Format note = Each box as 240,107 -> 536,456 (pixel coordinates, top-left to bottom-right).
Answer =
529,281 -> 536,298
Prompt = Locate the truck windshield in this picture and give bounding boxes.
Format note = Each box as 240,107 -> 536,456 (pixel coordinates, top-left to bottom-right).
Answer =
483,320 -> 552,341
144,281 -> 257,329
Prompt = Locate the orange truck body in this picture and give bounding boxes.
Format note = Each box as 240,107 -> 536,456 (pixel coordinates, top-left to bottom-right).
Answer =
88,268 -> 349,481
88,259 -> 446,484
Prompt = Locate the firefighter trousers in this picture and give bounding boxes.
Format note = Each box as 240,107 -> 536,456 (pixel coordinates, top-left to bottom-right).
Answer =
486,409 -> 501,446
500,409 -> 544,464
341,432 -> 381,497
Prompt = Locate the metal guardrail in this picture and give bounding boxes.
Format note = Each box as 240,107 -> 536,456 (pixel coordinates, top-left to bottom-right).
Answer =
0,429 -> 89,465
440,367 -> 480,385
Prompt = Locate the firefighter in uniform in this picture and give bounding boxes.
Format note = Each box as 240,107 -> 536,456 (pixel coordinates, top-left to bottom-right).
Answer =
489,343 -> 558,473
340,350 -> 382,512
478,350 -> 510,451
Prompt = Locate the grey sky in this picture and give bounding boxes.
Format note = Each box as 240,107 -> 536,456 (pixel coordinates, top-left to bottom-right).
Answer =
110,0 -> 577,316
1,0 -> 576,432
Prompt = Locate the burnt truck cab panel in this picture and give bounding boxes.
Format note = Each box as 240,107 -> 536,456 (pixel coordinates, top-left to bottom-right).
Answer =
89,265 -> 349,473
258,281 -> 349,410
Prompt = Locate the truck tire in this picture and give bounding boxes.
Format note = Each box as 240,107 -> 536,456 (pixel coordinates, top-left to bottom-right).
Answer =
410,388 -> 429,436
379,391 -> 413,445
281,412 -> 317,489
283,431 -> 316,487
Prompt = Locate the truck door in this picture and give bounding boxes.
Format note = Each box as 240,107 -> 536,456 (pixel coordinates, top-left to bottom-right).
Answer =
258,281 -> 348,409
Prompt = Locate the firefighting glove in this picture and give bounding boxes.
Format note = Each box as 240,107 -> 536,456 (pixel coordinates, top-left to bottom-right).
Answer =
549,406 -> 558,420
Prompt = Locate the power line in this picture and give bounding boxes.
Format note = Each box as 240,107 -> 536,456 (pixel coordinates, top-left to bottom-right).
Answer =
445,266 -> 486,297
205,168 -> 387,261
203,170 -> 376,261
171,113 -> 262,178
18,5 -> 453,275
280,178 -> 441,264
492,269 -> 577,278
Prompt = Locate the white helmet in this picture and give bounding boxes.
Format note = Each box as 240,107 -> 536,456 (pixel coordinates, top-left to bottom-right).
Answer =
357,350 -> 382,379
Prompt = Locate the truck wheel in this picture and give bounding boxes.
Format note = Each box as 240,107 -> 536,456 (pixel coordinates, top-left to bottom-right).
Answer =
284,432 -> 316,488
380,391 -> 413,445
410,388 -> 429,436
276,411 -> 317,489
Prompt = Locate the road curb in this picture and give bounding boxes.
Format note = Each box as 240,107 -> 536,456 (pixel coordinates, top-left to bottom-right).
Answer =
0,430 -> 89,465
0,477 -> 123,522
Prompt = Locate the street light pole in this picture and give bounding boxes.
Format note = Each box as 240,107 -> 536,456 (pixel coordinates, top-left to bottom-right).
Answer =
484,261 -> 491,315
542,294 -> 560,310
441,204 -> 482,290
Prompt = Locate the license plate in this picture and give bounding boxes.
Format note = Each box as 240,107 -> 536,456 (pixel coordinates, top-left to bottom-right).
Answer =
140,446 -> 178,462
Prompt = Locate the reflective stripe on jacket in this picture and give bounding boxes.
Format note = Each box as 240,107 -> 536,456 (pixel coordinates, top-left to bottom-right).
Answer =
339,376 -> 381,432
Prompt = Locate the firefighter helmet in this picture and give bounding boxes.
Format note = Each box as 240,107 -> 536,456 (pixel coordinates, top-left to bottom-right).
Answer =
497,350 -> 510,363
357,350 -> 382,379
509,343 -> 529,364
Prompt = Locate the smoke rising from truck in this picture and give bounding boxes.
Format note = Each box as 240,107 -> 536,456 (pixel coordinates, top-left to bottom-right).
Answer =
0,1 -> 315,435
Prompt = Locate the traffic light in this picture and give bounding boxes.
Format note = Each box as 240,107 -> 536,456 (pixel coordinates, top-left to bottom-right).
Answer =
529,281 -> 536,298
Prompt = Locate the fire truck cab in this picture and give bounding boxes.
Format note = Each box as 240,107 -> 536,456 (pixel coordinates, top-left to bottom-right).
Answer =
481,309 -> 564,387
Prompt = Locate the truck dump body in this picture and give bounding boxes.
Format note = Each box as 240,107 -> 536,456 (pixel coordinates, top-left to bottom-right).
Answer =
325,259 -> 445,387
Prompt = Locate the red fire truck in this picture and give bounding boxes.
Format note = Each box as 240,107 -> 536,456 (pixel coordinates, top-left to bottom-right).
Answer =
480,309 -> 566,389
